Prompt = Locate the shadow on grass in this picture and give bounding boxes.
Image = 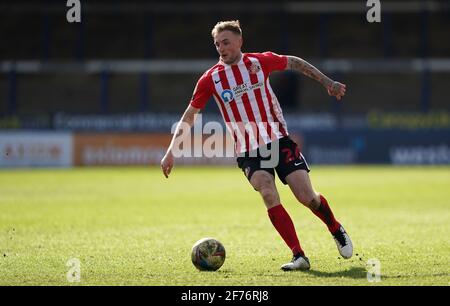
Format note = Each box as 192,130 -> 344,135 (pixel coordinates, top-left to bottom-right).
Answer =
305,267 -> 368,279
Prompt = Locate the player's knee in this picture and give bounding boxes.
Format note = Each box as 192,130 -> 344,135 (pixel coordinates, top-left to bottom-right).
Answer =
260,186 -> 277,204
251,173 -> 278,206
258,182 -> 278,205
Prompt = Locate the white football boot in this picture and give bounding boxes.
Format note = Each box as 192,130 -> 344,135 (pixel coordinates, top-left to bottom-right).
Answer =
332,225 -> 353,259
281,254 -> 311,271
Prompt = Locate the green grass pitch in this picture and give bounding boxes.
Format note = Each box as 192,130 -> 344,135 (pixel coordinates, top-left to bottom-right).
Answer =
0,166 -> 449,285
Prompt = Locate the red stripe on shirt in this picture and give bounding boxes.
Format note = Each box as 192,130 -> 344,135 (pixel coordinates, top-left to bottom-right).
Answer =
264,80 -> 287,137
231,64 -> 258,150
218,67 -> 247,152
243,56 -> 273,144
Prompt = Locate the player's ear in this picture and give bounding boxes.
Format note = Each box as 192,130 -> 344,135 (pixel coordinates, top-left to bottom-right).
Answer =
238,36 -> 243,48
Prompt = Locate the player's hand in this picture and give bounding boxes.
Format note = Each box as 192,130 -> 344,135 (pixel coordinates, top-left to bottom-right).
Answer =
160,151 -> 174,178
327,81 -> 346,100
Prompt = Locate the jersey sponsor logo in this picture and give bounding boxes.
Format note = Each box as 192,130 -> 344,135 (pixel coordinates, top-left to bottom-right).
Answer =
249,63 -> 261,74
231,82 -> 264,100
221,89 -> 234,103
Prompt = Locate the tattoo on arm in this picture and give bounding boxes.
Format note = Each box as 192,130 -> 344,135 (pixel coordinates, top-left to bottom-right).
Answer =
287,56 -> 332,88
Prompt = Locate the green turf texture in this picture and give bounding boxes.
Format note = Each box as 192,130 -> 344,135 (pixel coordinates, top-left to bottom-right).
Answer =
0,166 -> 449,285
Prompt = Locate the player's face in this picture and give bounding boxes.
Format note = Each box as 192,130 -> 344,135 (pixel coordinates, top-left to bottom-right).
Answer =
214,30 -> 243,65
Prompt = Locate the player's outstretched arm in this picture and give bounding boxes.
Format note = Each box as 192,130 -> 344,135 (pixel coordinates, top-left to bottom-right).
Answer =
160,105 -> 201,178
286,56 -> 346,100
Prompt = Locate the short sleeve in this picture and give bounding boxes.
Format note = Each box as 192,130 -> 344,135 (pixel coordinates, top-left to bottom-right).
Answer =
257,51 -> 288,74
190,73 -> 213,109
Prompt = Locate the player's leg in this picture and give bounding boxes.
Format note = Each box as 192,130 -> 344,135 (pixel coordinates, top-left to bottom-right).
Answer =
274,137 -> 353,259
285,169 -> 337,229
248,170 -> 279,209
285,170 -> 353,259
237,153 -> 310,271
248,170 -> 302,254
249,170 -> 310,270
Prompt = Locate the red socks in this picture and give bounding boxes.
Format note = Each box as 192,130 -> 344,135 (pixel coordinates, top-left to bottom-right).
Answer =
268,204 -> 304,256
311,195 -> 341,233
267,197 -> 339,256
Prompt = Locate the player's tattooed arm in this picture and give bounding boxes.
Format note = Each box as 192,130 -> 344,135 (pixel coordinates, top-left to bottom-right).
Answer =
286,56 -> 332,87
286,56 -> 346,100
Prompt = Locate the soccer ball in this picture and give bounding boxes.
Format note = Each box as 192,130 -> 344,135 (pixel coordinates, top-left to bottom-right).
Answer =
191,238 -> 226,271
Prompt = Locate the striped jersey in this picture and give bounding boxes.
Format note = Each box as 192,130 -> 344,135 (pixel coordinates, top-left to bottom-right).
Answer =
190,52 -> 289,154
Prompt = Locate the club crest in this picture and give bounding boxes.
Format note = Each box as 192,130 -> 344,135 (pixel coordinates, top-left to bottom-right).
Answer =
249,63 -> 261,74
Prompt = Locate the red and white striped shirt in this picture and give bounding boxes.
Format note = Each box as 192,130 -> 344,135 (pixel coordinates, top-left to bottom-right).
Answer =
190,52 -> 289,154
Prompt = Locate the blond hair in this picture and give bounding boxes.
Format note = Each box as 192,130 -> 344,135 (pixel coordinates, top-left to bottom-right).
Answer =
211,20 -> 242,38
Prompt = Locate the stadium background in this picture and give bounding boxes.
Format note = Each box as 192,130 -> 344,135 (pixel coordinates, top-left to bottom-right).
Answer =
1,0 -> 450,288
1,0 -> 449,167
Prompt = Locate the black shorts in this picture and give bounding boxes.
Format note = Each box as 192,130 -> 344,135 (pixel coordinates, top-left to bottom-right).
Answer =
236,136 -> 310,185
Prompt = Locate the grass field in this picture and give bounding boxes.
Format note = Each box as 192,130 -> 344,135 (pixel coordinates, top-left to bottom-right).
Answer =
0,166 -> 449,286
